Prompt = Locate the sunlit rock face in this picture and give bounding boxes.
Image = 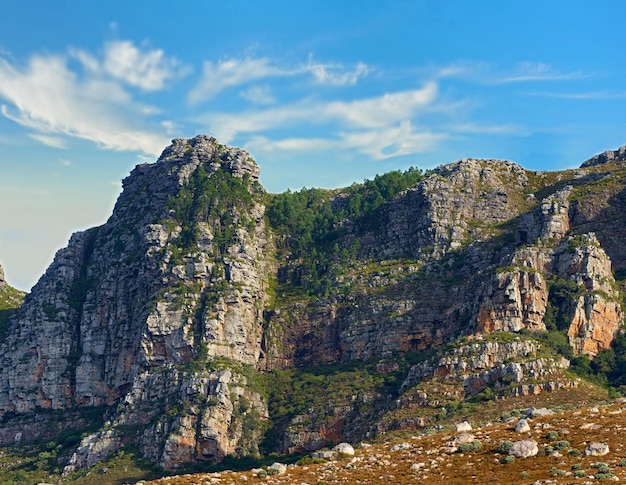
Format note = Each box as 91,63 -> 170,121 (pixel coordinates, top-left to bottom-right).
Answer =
1,139 -> 625,469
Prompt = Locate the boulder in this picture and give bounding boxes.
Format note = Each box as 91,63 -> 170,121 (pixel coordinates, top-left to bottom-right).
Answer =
333,443 -> 355,456
584,442 -> 609,456
509,440 -> 538,458
514,419 -> 530,433
455,421 -> 472,432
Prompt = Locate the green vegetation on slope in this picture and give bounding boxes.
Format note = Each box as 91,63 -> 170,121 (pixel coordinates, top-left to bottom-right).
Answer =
266,167 -> 428,296
0,283 -> 25,344
166,164 -> 261,253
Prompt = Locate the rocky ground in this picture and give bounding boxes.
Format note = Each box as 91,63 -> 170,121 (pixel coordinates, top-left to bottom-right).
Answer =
141,398 -> 626,485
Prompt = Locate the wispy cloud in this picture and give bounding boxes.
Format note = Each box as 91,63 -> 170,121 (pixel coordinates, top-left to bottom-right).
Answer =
188,55 -> 370,103
71,40 -> 189,91
199,83 -> 442,160
496,62 -> 588,83
523,90 -> 626,100
239,85 -> 276,105
0,51 -> 170,155
246,121 -> 445,160
28,133 -> 67,148
305,56 -> 369,86
202,82 -> 439,142
430,61 -> 588,84
188,57 -> 288,104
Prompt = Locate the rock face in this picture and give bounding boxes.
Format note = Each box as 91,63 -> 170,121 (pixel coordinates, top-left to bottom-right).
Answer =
580,145 -> 626,167
476,234 -> 621,356
0,136 -> 270,469
1,138 -> 625,471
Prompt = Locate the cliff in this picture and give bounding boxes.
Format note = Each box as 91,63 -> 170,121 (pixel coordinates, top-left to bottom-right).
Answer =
0,138 -> 625,477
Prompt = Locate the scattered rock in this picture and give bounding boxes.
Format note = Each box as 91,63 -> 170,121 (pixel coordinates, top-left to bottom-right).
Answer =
509,440 -> 539,458
515,419 -> 531,433
311,450 -> 336,460
585,442 -> 610,456
452,433 -> 475,446
526,407 -> 554,417
455,421 -> 472,432
268,462 -> 287,475
333,443 -> 355,456
390,442 -> 412,452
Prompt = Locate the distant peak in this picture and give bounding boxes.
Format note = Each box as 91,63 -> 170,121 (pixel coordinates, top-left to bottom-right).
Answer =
580,145 -> 626,168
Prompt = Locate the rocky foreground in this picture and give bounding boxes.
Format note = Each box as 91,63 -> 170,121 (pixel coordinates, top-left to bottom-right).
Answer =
142,398 -> 626,485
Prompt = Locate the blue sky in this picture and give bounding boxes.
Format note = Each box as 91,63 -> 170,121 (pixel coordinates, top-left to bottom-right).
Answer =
1,0 -> 625,291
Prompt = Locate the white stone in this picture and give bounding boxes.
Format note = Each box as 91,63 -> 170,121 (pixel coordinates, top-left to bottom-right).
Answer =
584,442 -> 609,456
333,442 -> 355,456
509,440 -> 538,458
515,419 -> 531,433
455,421 -> 472,432
268,462 -> 287,475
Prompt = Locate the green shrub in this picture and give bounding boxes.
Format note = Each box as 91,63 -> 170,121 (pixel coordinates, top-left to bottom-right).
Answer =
458,441 -> 482,453
553,440 -> 570,450
496,441 -> 514,454
545,430 -> 559,441
573,470 -> 585,478
500,455 -> 515,464
595,472 -> 614,480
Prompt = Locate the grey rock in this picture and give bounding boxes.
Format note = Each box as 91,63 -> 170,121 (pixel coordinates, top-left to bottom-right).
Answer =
584,442 -> 610,456
455,421 -> 472,432
268,462 -> 287,475
515,419 -> 531,433
333,442 -> 355,456
509,440 -> 539,458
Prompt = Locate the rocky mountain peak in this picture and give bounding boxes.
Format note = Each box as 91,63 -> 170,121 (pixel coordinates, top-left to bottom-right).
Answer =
0,263 -> 4,288
1,137 -> 626,479
580,145 -> 626,167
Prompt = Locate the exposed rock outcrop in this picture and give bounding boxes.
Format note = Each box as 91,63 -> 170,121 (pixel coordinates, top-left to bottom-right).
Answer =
0,136 -> 271,470
1,139 -> 625,472
580,145 -> 626,167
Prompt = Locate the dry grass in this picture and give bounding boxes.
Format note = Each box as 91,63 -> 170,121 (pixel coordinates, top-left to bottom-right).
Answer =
141,395 -> 626,485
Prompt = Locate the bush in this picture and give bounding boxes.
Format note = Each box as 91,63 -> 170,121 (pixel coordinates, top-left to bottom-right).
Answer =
545,431 -> 559,441
573,470 -> 586,478
500,455 -> 515,464
595,472 -> 614,480
553,440 -> 570,450
458,441 -> 482,453
496,441 -> 514,454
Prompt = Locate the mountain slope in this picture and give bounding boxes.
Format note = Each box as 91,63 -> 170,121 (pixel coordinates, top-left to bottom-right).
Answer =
0,137 -> 625,480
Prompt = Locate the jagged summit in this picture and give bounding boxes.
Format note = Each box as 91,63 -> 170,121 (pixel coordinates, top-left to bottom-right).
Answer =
1,137 -> 626,479
581,145 -> 626,167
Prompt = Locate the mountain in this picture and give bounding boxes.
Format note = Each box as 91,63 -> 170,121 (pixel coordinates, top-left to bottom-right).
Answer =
0,136 -> 625,481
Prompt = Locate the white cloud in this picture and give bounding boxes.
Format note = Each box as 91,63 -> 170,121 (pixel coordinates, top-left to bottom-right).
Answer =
202,82 -> 438,143
246,120 -> 445,160
0,54 -> 169,155
305,57 -> 369,86
429,61 -> 588,85
240,85 -> 276,105
188,55 -> 370,103
497,62 -> 587,83
102,41 -> 188,91
188,57 -> 285,103
28,133 -> 67,148
71,40 -> 188,91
